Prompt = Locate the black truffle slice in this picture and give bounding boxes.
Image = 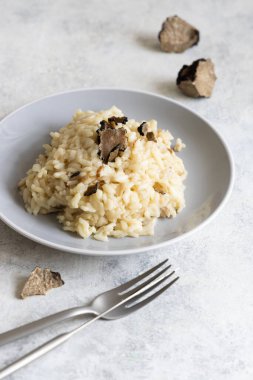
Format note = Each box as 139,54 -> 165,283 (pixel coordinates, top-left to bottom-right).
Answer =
107,144 -> 121,162
99,120 -> 111,130
137,122 -> 149,136
70,171 -> 80,178
84,183 -> 99,196
108,116 -> 128,125
177,58 -> 217,98
137,122 -> 157,142
158,15 -> 199,53
146,132 -> 157,142
97,127 -> 127,163
96,116 -> 128,144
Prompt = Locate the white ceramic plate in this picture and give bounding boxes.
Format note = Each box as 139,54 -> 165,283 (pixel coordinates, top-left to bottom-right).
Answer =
0,88 -> 234,255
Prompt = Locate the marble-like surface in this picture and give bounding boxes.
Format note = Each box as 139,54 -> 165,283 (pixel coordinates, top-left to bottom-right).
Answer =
0,0 -> 252,379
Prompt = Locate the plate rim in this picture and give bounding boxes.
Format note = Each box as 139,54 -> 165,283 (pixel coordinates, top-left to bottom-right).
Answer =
0,87 -> 235,256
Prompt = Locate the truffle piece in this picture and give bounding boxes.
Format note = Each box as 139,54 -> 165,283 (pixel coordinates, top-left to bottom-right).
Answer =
96,117 -> 127,144
108,116 -> 128,125
99,116 -> 128,131
158,15 -> 199,53
107,144 -> 121,162
137,122 -> 149,136
137,122 -> 157,142
99,120 -> 111,130
84,183 -> 99,196
97,127 -> 127,164
146,132 -> 157,142
176,58 -> 217,97
70,171 -> 80,178
20,267 -> 64,299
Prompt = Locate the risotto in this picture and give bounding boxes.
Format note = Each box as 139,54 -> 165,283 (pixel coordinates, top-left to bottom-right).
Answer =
18,106 -> 187,241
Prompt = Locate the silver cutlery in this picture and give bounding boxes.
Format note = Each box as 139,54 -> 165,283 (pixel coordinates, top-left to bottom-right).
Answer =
0,259 -> 178,379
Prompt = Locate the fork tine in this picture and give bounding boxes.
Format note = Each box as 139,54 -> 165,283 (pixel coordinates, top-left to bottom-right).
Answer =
114,259 -> 169,293
125,271 -> 176,307
120,265 -> 172,296
124,277 -> 179,314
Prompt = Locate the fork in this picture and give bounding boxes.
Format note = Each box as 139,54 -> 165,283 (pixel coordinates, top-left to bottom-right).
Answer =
0,259 -> 174,346
0,259 -> 178,379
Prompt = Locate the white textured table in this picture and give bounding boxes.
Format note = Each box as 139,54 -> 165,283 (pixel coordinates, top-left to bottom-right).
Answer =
0,1 -> 253,379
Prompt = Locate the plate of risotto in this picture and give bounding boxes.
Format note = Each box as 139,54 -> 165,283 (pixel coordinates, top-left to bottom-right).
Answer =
0,88 -> 233,255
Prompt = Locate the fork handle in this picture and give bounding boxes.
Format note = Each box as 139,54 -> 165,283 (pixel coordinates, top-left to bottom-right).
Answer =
0,306 -> 95,347
0,330 -> 74,379
0,311 -> 100,379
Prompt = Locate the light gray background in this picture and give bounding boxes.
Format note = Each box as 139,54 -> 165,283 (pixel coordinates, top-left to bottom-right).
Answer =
0,0 -> 252,379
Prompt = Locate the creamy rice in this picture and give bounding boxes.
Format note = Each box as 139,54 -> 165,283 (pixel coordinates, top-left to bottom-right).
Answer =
18,106 -> 187,241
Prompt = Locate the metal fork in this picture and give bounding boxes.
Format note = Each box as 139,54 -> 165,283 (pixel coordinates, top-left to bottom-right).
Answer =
0,259 -> 175,346
0,259 -> 178,379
